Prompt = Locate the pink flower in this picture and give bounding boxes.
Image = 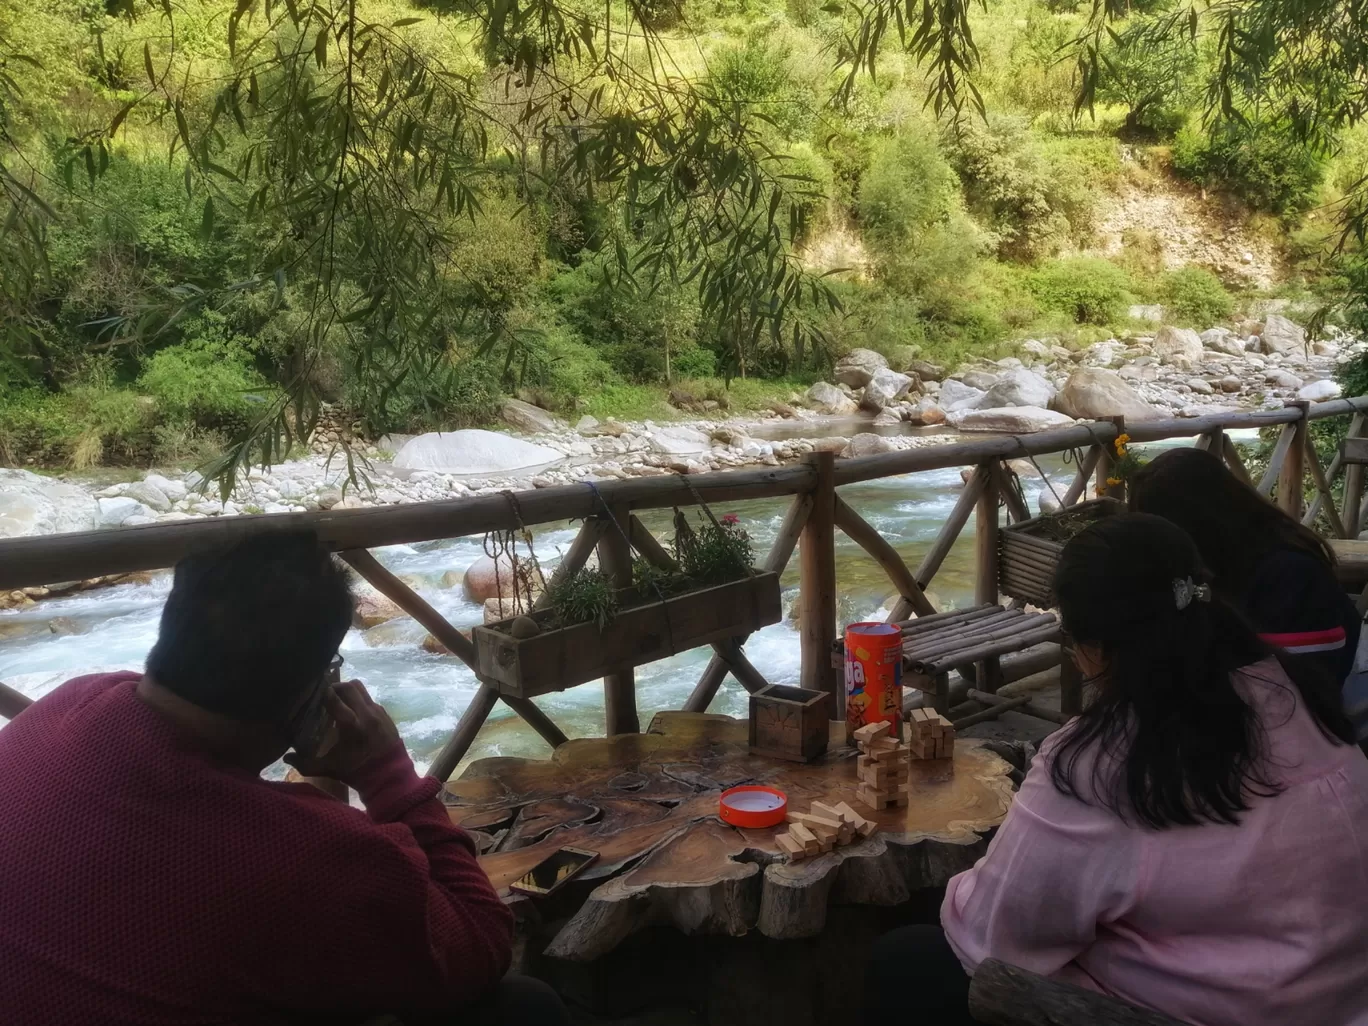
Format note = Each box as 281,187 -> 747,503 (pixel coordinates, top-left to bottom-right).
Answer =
721,514 -> 739,525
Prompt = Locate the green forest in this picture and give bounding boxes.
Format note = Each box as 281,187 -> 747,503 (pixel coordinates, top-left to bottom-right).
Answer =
2,0 -> 1368,479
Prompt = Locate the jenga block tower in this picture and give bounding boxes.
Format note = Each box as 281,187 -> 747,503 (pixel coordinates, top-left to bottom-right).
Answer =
907,708 -> 956,760
853,720 -> 910,811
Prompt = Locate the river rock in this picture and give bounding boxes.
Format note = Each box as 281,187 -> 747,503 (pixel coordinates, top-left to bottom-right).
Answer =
1299,379 -> 1343,402
393,430 -> 562,475
1201,328 -> 1245,357
906,359 -> 945,382
1260,314 -> 1307,355
805,381 -> 858,415
861,368 -> 914,410
1266,370 -> 1303,389
115,480 -> 168,513
955,369 -> 1000,391
353,593 -> 403,629
575,415 -> 602,436
1186,378 -> 1215,396
1053,368 -> 1163,421
648,425 -> 712,454
1219,376 -> 1243,393
97,496 -> 145,528
980,367 -> 1055,409
948,406 -> 1075,434
1083,340 -> 1127,368
842,433 -> 899,458
501,398 -> 564,434
463,554 -> 532,603
832,348 -> 889,388
906,397 -> 946,425
938,379 -> 987,413
0,469 -> 98,539
1153,326 -> 1204,370
143,473 -> 188,502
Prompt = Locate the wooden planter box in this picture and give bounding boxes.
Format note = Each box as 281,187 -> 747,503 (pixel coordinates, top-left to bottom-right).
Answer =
999,498 -> 1124,608
749,684 -> 831,762
472,571 -> 783,699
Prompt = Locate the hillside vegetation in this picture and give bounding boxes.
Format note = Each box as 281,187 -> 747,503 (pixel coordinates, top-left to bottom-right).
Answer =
1,0 -> 1366,477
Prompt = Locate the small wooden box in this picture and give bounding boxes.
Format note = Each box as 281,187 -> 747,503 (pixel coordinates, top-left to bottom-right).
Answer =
749,684 -> 831,762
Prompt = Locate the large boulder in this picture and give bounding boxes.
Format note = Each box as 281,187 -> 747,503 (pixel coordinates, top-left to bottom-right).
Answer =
948,406 -> 1075,434
143,473 -> 188,503
906,359 -> 945,382
393,430 -> 562,475
1053,368 -> 1164,422
501,398 -> 564,435
841,433 -> 899,458
832,348 -> 889,389
463,554 -> 535,603
805,381 -> 859,415
122,480 -> 171,513
96,497 -> 145,528
1260,313 -> 1307,356
1299,379 -> 1343,402
980,367 -> 1055,409
353,593 -> 403,629
906,397 -> 947,425
860,368 -> 914,411
955,369 -> 1000,391
648,425 -> 712,454
1153,326 -> 1203,370
1200,328 -> 1245,357
938,379 -> 988,413
0,469 -> 98,539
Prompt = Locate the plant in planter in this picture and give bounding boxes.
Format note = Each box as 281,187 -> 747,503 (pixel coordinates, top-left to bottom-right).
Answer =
1101,433 -> 1147,496
999,497 -> 1126,607
543,567 -> 618,629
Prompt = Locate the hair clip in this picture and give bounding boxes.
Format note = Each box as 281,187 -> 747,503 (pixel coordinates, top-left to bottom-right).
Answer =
1173,577 -> 1212,610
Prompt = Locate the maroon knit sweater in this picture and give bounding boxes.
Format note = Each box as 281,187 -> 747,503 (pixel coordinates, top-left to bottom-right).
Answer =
0,672 -> 514,1025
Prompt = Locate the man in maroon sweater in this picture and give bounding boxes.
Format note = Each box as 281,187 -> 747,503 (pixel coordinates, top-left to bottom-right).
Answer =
0,531 -> 566,1025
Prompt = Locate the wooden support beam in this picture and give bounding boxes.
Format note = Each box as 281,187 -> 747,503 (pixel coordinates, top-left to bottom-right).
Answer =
965,688 -> 1066,725
997,462 -> 1032,524
1304,433 -> 1348,538
952,691 -> 1035,729
833,495 -> 935,618
975,461 -> 1001,608
1344,415 -> 1368,537
0,680 -> 34,721
1259,422 -> 1298,496
1196,428 -> 1222,452
342,548 -> 573,754
969,958 -> 1189,1026
1221,433 -> 1254,488
429,683 -> 499,782
684,494 -> 811,712
597,502 -> 640,735
532,518 -> 607,611
885,469 -> 986,625
1277,402 -> 1310,518
800,451 -> 840,710
1061,446 -> 1103,507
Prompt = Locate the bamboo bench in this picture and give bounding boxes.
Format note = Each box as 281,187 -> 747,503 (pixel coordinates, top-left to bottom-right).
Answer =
896,604 -> 1082,721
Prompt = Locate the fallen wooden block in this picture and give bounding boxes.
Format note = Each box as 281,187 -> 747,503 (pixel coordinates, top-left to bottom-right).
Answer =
789,812 -> 844,834
832,801 -> 877,837
852,721 -> 892,745
788,821 -> 820,854
775,831 -> 807,860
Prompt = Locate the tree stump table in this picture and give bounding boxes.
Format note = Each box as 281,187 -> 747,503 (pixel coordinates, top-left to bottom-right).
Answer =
442,711 -> 1016,961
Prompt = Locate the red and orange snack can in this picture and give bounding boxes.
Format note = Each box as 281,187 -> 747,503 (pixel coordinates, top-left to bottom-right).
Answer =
844,622 -> 903,738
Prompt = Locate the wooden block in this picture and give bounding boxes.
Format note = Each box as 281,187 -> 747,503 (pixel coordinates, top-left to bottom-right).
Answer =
853,721 -> 892,745
793,812 -> 844,834
868,736 -> 899,753
837,824 -> 854,845
909,708 -> 932,725
788,821 -> 820,853
811,801 -> 845,821
831,801 -> 864,827
893,791 -> 909,808
908,738 -> 930,759
857,784 -> 891,809
933,713 -> 953,732
775,832 -> 806,859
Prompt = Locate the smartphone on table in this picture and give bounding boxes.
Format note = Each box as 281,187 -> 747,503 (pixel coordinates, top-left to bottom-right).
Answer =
509,847 -> 600,898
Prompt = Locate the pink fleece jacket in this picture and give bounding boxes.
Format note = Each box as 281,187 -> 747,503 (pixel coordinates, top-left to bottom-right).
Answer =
942,659 -> 1368,1026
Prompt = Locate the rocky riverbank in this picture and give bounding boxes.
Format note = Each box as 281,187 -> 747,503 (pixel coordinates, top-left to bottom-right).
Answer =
1,315 -> 1363,553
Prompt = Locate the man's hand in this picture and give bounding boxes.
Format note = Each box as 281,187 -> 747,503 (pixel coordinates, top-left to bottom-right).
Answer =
284,680 -> 403,785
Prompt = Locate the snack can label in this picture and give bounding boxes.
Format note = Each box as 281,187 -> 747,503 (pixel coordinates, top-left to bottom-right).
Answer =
844,622 -> 902,737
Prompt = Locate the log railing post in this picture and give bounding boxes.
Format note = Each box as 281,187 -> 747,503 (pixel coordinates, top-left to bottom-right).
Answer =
1338,414 -> 1367,537
975,461 -> 1000,608
0,680 -> 34,721
1278,401 -> 1310,518
800,451 -> 840,713
597,502 -> 640,735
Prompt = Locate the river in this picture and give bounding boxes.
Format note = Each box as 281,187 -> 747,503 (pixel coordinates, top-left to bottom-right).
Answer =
0,435 -> 1210,774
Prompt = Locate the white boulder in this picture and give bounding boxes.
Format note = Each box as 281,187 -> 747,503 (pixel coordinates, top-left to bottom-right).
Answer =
143,473 -> 188,502
120,481 -> 171,513
860,368 -> 914,411
1200,328 -> 1245,357
648,425 -> 712,455
1053,368 -> 1164,422
832,348 -> 889,389
501,398 -> 564,434
841,433 -> 899,458
1260,314 -> 1307,356
980,367 -> 1055,409
1266,370 -> 1304,390
97,497 -> 145,528
805,381 -> 859,415
1153,326 -> 1204,370
393,430 -> 563,475
948,406 -> 1075,434
938,379 -> 988,413
0,469 -> 98,539
1299,380 -> 1343,402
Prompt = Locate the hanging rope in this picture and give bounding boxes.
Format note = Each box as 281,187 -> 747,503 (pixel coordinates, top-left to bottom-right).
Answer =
478,491 -> 548,618
584,481 -> 678,657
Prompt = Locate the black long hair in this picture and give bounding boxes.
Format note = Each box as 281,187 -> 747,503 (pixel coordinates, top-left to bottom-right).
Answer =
1129,446 -> 1335,597
1050,513 -> 1353,830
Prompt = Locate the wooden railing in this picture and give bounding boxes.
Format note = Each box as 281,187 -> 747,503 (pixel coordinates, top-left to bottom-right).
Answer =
4,397 -> 1367,778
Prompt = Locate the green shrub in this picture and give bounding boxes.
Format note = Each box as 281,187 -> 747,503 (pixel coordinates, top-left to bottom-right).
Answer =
137,316 -> 267,435
1158,267 -> 1234,326
1172,119 -> 1328,216
1028,258 -> 1135,325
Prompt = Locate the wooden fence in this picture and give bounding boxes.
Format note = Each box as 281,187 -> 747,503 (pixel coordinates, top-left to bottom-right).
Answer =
3,397 -> 1366,778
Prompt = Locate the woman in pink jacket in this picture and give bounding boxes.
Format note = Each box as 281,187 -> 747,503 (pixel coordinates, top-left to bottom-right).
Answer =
863,513 -> 1368,1026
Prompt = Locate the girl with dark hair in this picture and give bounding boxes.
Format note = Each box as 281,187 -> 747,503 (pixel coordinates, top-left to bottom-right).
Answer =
863,514 -> 1368,1026
1130,445 -> 1361,694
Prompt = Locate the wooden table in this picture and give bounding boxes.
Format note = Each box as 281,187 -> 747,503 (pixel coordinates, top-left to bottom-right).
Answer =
443,711 -> 1015,961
